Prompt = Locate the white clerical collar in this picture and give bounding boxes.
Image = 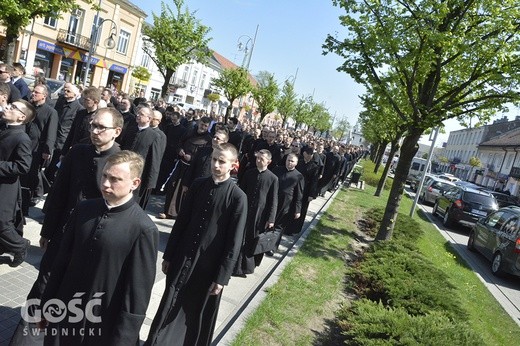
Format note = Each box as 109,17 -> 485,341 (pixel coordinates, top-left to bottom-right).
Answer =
104,194 -> 134,209
138,125 -> 150,131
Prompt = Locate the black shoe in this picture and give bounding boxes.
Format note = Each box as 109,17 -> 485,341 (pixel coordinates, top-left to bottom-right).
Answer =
265,251 -> 274,256
0,256 -> 12,265
10,239 -> 30,267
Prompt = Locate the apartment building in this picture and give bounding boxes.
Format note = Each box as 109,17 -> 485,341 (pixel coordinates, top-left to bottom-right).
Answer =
1,0 -> 146,92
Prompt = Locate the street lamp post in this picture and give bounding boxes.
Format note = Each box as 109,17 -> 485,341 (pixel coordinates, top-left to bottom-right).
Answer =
236,25 -> 259,71
82,16 -> 118,86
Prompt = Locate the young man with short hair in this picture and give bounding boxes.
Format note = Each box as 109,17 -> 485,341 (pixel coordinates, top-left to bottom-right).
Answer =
146,143 -> 247,346
0,100 -> 36,267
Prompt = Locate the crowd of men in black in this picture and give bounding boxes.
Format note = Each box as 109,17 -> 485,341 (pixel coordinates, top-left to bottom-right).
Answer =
0,61 -> 366,344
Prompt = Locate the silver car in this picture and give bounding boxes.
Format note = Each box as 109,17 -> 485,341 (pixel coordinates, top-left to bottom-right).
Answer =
467,206 -> 520,277
419,178 -> 455,205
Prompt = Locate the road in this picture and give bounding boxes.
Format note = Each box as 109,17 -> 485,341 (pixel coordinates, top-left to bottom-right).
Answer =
411,192 -> 520,327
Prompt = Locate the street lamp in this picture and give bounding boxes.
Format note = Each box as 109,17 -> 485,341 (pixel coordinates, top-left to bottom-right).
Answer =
82,18 -> 118,86
236,25 -> 259,71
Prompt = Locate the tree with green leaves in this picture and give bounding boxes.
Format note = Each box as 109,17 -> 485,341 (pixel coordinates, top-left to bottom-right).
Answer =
212,67 -> 252,122
293,96 -> 312,129
0,1 -> 93,63
131,65 -> 152,95
277,79 -> 297,127
331,118 -> 351,142
308,102 -> 331,135
324,0 -> 520,240
252,71 -> 279,122
142,0 -> 212,98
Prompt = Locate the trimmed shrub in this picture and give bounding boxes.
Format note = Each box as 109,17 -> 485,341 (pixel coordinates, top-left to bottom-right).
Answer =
339,299 -> 484,346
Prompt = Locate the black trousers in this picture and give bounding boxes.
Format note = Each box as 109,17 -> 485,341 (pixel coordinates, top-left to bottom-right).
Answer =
0,227 -> 26,256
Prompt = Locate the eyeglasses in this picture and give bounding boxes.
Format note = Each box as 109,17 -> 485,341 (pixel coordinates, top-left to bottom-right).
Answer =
7,103 -> 26,116
291,144 -> 300,147
89,123 -> 115,133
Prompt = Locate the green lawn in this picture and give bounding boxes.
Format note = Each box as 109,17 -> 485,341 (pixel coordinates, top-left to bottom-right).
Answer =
231,166 -> 520,345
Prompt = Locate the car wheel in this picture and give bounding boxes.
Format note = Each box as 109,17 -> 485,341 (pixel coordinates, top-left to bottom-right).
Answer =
467,231 -> 476,252
491,252 -> 505,276
432,202 -> 439,216
443,209 -> 453,227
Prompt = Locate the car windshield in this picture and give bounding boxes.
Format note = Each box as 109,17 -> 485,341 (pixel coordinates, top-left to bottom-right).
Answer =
46,80 -> 63,93
463,192 -> 495,207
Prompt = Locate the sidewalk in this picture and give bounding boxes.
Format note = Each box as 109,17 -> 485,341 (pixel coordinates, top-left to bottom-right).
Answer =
0,189 -> 338,345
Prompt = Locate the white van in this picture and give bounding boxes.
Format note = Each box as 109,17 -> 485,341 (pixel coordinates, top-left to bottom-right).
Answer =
407,157 -> 430,188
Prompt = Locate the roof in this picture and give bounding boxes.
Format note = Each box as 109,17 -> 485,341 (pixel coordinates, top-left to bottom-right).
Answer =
479,127 -> 520,148
211,51 -> 257,86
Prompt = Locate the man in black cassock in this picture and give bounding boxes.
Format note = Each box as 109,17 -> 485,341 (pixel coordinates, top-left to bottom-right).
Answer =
272,153 -> 304,249
0,99 -> 35,267
20,84 -> 58,210
145,143 -> 247,346
161,117 -> 212,218
234,149 -> 278,276
37,150 -> 158,345
318,144 -> 341,195
181,128 -> 229,190
44,83 -> 84,183
122,106 -> 165,209
22,108 -> 123,316
287,147 -> 320,235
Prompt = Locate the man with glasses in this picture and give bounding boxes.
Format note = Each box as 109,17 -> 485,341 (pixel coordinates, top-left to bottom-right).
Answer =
45,82 -> 83,183
20,84 -> 58,210
0,100 -> 36,267
122,106 -> 165,209
0,63 -> 21,103
61,86 -> 101,156
25,108 -> 122,311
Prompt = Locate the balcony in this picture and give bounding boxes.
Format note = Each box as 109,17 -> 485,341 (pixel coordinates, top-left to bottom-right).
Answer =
56,29 -> 91,51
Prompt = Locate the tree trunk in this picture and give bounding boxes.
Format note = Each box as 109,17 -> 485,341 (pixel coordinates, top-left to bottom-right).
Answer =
225,105 -> 233,123
161,69 -> 174,99
374,140 -> 399,197
375,131 -> 422,241
374,141 -> 388,173
3,33 -> 18,65
370,142 -> 379,162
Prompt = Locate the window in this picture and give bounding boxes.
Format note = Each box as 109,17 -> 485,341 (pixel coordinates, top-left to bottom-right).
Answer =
191,70 -> 198,85
91,15 -> 103,46
182,66 -> 189,82
116,29 -> 131,54
141,54 -> 150,68
44,16 -> 57,28
200,73 -> 206,89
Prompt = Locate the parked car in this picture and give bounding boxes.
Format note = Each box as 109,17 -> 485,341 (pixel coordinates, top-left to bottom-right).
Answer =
467,206 -> 520,277
409,173 -> 437,192
23,76 -> 65,100
433,185 -> 498,228
418,178 -> 456,205
437,173 -> 460,183
488,191 -> 520,208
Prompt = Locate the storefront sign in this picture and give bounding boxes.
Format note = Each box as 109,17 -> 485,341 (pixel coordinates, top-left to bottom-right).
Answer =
109,64 -> 128,74
37,40 -> 65,56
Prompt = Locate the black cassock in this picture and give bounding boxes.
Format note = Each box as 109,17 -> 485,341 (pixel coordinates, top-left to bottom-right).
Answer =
235,167 -> 278,274
0,125 -> 32,250
272,166 -> 304,234
146,177 -> 247,346
41,198 -> 158,345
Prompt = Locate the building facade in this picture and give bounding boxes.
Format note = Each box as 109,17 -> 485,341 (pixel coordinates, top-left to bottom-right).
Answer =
1,0 -> 146,92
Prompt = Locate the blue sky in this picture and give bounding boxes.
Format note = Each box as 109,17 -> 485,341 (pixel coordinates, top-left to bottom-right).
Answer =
132,0 -> 365,129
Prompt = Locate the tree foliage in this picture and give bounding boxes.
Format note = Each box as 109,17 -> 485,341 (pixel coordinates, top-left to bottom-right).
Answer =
293,96 -> 312,129
142,0 -> 212,98
212,67 -> 252,122
252,71 -> 279,122
277,79 -> 297,126
469,156 -> 482,168
324,0 -> 520,240
132,66 -> 152,83
331,118 -> 351,142
0,1 -> 92,63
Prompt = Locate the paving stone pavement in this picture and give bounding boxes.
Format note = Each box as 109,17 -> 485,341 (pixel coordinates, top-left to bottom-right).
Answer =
0,189 -> 338,346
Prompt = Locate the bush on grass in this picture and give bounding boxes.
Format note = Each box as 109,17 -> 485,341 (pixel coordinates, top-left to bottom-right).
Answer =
363,207 -> 424,247
339,299 -> 484,346
361,160 -> 393,191
348,241 -> 467,321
